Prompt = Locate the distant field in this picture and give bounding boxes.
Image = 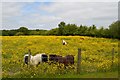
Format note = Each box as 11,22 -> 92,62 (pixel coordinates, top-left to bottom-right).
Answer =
1,36 -> 118,78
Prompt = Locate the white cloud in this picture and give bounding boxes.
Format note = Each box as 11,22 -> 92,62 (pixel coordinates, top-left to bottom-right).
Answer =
40,2 -> 118,27
50,0 -> 119,2
1,0 -> 36,2
1,2 -> 118,30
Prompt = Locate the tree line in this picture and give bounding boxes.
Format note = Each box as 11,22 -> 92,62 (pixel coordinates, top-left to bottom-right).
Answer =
1,21 -> 119,39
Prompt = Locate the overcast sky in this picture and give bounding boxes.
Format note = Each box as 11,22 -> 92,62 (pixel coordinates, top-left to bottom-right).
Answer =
1,0 -> 118,30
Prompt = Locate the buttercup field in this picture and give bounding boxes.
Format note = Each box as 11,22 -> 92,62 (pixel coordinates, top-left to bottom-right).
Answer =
1,36 -> 118,78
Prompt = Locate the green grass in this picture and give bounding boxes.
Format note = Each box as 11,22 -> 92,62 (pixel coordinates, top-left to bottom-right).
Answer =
56,71 -> 118,78
10,71 -> 118,78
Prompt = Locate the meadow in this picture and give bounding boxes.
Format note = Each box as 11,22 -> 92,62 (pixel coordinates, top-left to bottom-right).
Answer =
1,36 -> 118,78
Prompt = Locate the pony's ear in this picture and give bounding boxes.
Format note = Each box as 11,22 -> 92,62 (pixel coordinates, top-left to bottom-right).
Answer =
28,49 -> 32,55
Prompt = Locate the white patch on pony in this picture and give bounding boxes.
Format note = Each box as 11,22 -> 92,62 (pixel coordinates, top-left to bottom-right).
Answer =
30,54 -> 42,66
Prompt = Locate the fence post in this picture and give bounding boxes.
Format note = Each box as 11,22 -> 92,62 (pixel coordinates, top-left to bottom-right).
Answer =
111,48 -> 114,67
77,48 -> 81,74
28,49 -> 31,67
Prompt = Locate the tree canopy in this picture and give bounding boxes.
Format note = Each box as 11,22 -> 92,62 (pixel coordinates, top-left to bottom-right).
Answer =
1,21 -> 119,39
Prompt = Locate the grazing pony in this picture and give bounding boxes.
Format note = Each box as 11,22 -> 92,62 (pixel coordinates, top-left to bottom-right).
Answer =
23,53 -> 48,66
49,54 -> 62,64
62,40 -> 67,45
49,54 -> 74,67
57,55 -> 74,66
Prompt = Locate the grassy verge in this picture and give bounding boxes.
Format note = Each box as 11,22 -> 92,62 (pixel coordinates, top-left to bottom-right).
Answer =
52,71 -> 118,78
6,71 -> 118,78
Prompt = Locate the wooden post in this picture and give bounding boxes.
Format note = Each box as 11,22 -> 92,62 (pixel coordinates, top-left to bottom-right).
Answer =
77,48 -> 81,74
28,49 -> 31,66
111,48 -> 114,67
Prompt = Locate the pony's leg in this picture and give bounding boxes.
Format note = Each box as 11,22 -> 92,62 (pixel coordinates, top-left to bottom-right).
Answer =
64,64 -> 67,69
23,63 -> 27,67
36,62 -> 40,67
23,63 -> 25,67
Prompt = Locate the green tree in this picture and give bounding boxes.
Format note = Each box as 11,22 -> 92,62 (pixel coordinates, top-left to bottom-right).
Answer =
17,27 -> 29,35
47,28 -> 58,35
2,30 -> 9,36
76,25 -> 83,35
108,21 -> 120,38
8,30 -> 17,36
15,32 -> 24,36
58,22 -> 66,35
104,28 -> 111,38
97,27 -> 105,37
79,26 -> 88,36
63,24 -> 77,35
87,25 -> 97,37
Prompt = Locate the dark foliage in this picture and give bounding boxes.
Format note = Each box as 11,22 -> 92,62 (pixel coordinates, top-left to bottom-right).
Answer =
1,21 -> 119,39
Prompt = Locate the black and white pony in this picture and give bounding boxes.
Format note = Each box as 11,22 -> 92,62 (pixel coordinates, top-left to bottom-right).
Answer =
23,53 -> 48,66
62,40 -> 67,45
